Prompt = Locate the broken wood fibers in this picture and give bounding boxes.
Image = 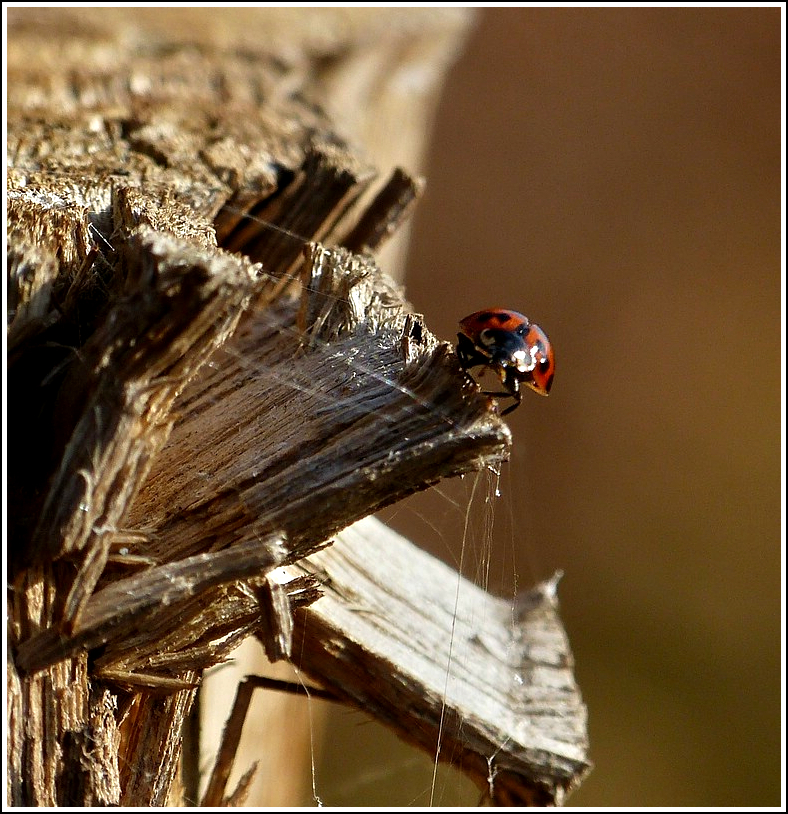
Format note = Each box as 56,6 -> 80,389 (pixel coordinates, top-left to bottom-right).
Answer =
6,15 -> 590,809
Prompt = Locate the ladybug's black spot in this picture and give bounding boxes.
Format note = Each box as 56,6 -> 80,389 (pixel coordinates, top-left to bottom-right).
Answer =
477,310 -> 514,326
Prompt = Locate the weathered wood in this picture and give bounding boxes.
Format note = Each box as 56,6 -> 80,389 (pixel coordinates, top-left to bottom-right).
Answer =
6,7 -> 589,807
341,168 -> 427,254
118,678 -> 198,806
288,517 -> 590,806
126,245 -> 509,567
15,534 -> 288,674
200,677 -> 258,807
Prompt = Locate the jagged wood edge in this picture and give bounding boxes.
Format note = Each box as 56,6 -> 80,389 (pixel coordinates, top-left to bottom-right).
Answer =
286,517 -> 591,806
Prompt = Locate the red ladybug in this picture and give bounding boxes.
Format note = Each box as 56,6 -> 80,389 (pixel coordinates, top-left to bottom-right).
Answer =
457,308 -> 555,415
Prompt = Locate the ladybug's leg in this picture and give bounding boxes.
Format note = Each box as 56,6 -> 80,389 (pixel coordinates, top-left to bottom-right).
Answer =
473,368 -> 521,415
499,393 -> 522,416
475,387 -> 521,415
499,369 -> 522,416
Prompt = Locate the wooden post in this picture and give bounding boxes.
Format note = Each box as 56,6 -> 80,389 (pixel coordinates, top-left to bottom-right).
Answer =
6,8 -> 590,805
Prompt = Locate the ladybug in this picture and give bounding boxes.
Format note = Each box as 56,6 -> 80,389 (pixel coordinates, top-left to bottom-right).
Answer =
456,308 -> 555,416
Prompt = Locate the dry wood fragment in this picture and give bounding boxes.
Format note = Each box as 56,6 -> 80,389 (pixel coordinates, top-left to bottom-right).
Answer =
15,534 -> 288,674
200,677 -> 258,807
289,517 -> 590,806
190,519 -> 591,806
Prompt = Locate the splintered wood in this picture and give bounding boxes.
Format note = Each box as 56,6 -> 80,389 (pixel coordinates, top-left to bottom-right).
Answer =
7,7 -> 589,808
290,518 -> 589,806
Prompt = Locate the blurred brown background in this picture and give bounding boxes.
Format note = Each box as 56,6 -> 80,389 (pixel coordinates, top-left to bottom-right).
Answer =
9,6 -> 778,807
316,7 -> 781,807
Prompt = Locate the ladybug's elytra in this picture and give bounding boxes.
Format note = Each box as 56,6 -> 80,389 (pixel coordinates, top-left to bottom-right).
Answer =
456,308 -> 555,416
